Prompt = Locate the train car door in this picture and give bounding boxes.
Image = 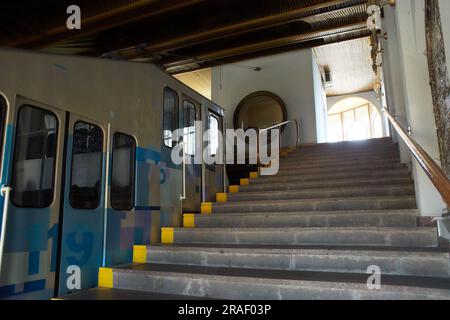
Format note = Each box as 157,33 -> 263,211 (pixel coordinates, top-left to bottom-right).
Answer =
57,114 -> 108,296
204,109 -> 225,201
0,98 -> 67,299
181,97 -> 202,212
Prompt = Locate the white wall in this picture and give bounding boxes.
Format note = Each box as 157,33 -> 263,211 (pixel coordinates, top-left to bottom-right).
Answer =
380,6 -> 411,164
382,1 -> 446,216
211,49 -> 318,147
312,53 -> 328,143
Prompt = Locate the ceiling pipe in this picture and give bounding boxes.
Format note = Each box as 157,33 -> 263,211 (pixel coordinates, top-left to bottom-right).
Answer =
9,0 -> 205,49
104,0 -> 368,60
162,21 -> 368,72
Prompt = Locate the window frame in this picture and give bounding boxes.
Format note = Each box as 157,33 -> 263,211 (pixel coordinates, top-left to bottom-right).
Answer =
183,99 -> 197,156
208,112 -> 220,156
163,87 -> 179,149
10,104 -> 59,208
110,132 -> 136,211
69,120 -> 104,210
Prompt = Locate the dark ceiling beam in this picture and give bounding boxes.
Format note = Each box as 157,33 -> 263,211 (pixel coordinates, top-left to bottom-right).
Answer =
168,30 -> 370,74
104,0 -> 368,60
162,21 -> 368,72
8,0 -> 204,49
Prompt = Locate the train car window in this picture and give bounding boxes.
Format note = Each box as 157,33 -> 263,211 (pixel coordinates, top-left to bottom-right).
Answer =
111,133 -> 136,210
11,106 -> 58,208
0,97 -> 6,170
163,88 -> 178,148
183,100 -> 196,155
70,121 -> 103,209
209,114 -> 220,156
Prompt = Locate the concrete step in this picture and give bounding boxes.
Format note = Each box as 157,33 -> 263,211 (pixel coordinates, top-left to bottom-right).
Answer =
254,168 -> 410,184
143,245 -> 450,278
281,154 -> 400,167
107,263 -> 450,299
292,141 -> 396,155
190,209 -> 417,228
287,149 -> 399,160
293,139 -> 396,150
58,288 -> 207,300
210,196 -> 416,213
294,141 -> 395,150
296,138 -> 394,148
225,185 -> 415,202
165,227 -> 437,247
280,158 -> 402,170
238,176 -> 413,192
278,162 -> 405,174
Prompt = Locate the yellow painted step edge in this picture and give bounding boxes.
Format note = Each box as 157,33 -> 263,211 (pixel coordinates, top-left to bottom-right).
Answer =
133,245 -> 147,263
183,214 -> 195,228
201,202 -> 213,214
161,227 -> 174,244
98,267 -> 113,288
216,193 -> 227,202
229,185 -> 239,193
249,171 -> 259,179
240,178 -> 250,186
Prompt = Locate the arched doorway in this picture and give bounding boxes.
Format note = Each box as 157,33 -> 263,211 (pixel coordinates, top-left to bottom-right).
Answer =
327,97 -> 383,142
233,91 -> 287,131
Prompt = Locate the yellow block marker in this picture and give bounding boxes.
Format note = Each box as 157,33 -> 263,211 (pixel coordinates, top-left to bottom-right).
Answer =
161,227 -> 174,244
250,172 -> 259,179
282,147 -> 295,153
201,202 -> 213,215
216,193 -> 227,202
229,185 -> 239,193
133,245 -> 147,263
240,178 -> 250,186
183,214 -> 195,228
98,267 -> 113,288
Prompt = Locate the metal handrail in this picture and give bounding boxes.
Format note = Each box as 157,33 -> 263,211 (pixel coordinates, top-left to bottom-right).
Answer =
259,119 -> 300,148
383,108 -> 450,207
0,185 -> 12,273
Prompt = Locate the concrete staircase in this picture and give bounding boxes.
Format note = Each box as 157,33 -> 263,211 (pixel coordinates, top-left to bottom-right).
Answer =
96,138 -> 450,300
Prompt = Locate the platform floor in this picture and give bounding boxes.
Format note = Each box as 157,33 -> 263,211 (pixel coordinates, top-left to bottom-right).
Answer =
57,287 -> 210,300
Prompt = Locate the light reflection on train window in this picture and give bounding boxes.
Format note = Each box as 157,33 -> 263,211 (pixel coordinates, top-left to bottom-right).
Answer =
11,105 -> 58,208
69,121 -> 103,209
183,100 -> 196,156
111,132 -> 136,210
209,114 -> 219,156
163,88 -> 178,148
